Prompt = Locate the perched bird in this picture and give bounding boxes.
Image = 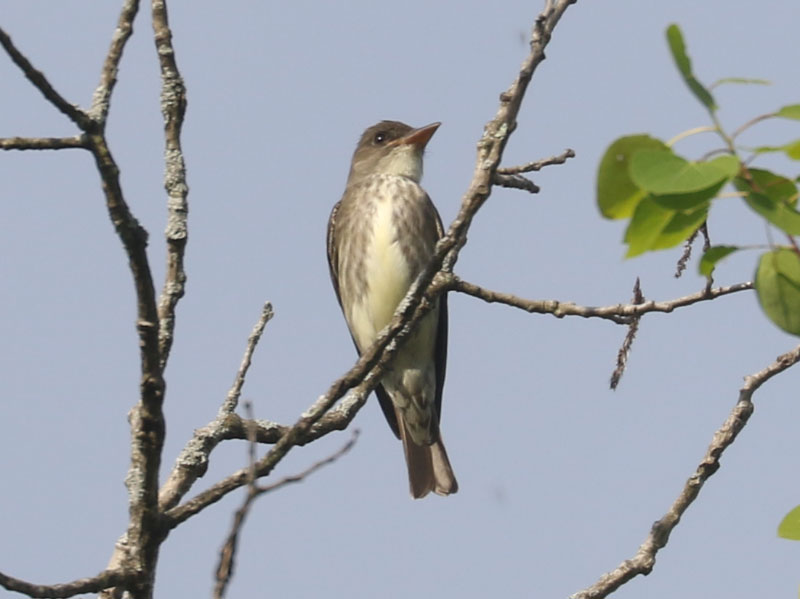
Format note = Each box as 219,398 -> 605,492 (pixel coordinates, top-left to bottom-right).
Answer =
327,120 -> 457,498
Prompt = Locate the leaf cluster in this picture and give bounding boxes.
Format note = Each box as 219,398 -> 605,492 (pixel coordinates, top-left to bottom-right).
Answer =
596,24 -> 800,337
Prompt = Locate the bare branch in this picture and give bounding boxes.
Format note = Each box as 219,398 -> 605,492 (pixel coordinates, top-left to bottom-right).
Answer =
86,126 -> 165,545
494,173 -> 540,193
151,0 -> 190,369
208,277 -> 753,450
213,426 -> 359,599
212,402 -> 258,599
496,147 -> 575,174
0,136 -> 86,151
252,430 -> 357,491
84,5 -> 161,599
439,0 -> 577,274
0,28 -> 91,129
446,274 -> 752,324
158,302 -> 274,512
89,0 -> 140,123
220,303 -> 275,415
609,278 -> 644,389
572,343 -> 800,599
0,568 -> 133,599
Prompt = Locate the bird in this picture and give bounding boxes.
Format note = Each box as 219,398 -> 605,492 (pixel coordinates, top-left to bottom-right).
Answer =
326,120 -> 458,498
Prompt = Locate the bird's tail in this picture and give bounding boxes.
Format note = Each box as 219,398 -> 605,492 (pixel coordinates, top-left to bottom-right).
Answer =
399,416 -> 458,499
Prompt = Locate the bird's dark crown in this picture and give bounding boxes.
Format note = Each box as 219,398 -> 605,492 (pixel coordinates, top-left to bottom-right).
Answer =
356,120 -> 414,150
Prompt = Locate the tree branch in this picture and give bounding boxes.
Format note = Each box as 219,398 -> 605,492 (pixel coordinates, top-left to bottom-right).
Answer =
496,147 -> 575,174
572,343 -> 800,599
0,28 -> 91,129
0,136 -> 87,151
158,302 -> 274,512
445,275 -> 752,324
151,0 -> 190,370
89,0 -> 140,123
202,280 -> 754,448
493,173 -> 540,193
86,125 -> 165,596
81,3 -> 165,599
212,427 -> 358,599
0,568 -> 133,599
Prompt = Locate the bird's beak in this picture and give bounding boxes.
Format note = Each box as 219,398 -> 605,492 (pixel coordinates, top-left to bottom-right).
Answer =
391,122 -> 441,150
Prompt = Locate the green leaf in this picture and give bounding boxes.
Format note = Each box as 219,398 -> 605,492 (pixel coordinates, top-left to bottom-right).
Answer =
597,135 -> 668,219
652,206 -> 709,251
630,150 -> 739,194
755,249 -> 800,336
711,77 -> 770,88
752,140 -> 800,161
734,169 -> 800,233
745,193 -> 800,235
666,24 -> 716,111
699,245 -> 740,278
785,140 -> 800,160
624,197 -> 708,257
651,179 -> 725,211
746,169 -> 799,205
777,104 -> 800,120
779,504 -> 800,540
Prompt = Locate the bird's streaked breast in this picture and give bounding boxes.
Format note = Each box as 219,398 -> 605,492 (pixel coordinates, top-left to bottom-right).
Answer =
347,181 -> 413,351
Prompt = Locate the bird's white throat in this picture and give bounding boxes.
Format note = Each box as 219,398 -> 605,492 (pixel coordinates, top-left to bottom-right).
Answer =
375,145 -> 423,182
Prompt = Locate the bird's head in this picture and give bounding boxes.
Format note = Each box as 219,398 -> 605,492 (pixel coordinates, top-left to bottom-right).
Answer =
348,120 -> 440,183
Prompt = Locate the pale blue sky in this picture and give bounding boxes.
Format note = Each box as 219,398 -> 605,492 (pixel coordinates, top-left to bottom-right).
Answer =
2,1 -> 799,598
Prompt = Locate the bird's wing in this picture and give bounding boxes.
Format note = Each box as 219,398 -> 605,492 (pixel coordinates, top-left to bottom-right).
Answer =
430,197 -> 448,427
326,200 -> 344,310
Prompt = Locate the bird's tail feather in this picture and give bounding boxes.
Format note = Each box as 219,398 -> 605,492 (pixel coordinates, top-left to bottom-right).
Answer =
398,416 -> 458,499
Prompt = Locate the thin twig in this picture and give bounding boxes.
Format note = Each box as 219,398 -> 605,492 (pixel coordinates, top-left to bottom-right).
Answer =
0,136 -> 87,151
0,568 -> 133,599
212,402 -> 258,599
609,278 -> 644,389
494,173 -> 540,193
665,125 -> 717,147
158,302 -> 274,512
213,424 -> 359,599
446,275 -> 752,324
572,343 -> 800,599
440,0 -> 577,274
89,0 -> 140,123
496,148 -> 575,174
730,112 -> 776,142
220,303 -> 275,415
0,28 -> 91,129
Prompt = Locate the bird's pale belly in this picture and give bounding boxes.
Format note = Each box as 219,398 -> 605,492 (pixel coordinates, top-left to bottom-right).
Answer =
349,198 -> 436,368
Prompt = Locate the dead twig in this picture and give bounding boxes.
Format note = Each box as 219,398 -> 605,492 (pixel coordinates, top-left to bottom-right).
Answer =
571,343 -> 800,599
213,421 -> 359,599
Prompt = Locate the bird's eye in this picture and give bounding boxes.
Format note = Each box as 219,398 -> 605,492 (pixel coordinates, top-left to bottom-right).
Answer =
373,132 -> 386,144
